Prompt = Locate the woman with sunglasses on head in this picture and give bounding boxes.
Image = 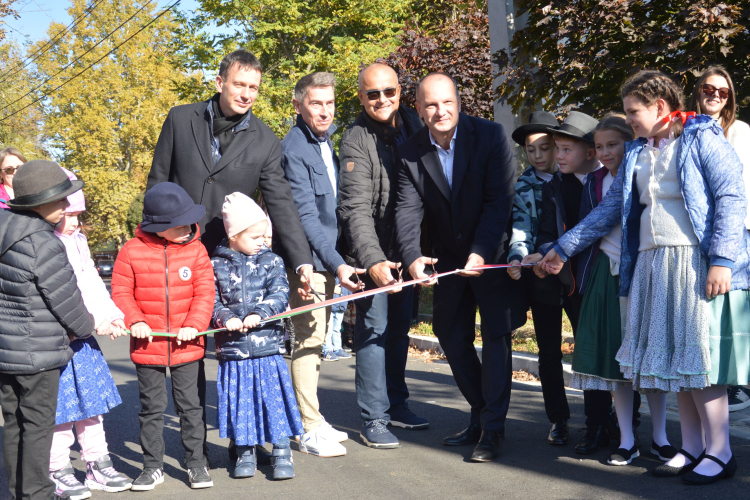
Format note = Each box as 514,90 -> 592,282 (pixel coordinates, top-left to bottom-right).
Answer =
0,147 -> 27,209
689,67 -> 750,415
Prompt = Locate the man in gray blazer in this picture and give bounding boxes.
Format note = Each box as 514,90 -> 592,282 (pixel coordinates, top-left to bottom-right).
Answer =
278,72 -> 364,458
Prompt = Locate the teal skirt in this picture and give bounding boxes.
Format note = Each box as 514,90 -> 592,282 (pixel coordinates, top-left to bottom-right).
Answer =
709,290 -> 750,386
570,252 -> 630,390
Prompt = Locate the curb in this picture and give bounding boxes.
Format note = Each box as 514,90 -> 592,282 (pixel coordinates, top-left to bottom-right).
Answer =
409,333 -> 573,386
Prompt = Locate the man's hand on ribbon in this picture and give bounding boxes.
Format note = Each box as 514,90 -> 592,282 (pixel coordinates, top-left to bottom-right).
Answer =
408,256 -> 439,287
369,260 -> 404,294
297,264 -> 316,300
458,253 -> 484,277
337,264 -> 367,292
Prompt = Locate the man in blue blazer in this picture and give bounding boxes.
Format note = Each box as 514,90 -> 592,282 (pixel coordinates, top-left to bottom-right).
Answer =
395,73 -> 526,462
277,72 -> 364,459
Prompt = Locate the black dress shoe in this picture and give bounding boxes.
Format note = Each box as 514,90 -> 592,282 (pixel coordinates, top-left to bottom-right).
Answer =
574,425 -> 610,455
653,449 -> 703,477
470,430 -> 502,462
547,420 -> 569,446
442,423 -> 482,446
682,454 -> 737,485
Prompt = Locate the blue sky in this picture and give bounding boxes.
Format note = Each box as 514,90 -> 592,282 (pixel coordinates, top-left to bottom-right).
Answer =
4,0 -> 212,45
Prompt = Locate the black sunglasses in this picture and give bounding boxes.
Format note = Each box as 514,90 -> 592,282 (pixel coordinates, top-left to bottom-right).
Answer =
702,83 -> 730,100
365,87 -> 398,101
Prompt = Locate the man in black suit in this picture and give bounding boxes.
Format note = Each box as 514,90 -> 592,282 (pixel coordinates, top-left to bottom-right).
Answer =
394,73 -> 526,462
147,49 -> 314,281
147,50 -> 314,465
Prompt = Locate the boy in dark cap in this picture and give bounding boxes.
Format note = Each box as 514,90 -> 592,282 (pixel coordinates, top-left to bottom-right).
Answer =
0,160 -> 97,500
111,182 -> 215,491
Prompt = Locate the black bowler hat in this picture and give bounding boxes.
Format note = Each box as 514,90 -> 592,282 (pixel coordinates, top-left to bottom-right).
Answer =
548,111 -> 599,144
7,160 -> 84,209
511,111 -> 559,146
141,182 -> 206,233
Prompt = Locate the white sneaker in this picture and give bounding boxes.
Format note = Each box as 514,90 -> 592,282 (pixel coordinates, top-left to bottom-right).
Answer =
318,418 -> 349,443
292,426 -> 347,457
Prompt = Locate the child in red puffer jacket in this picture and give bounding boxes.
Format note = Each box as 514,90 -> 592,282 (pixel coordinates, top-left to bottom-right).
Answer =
111,182 -> 215,491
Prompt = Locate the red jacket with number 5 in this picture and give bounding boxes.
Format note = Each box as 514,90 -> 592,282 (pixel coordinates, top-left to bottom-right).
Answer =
111,225 -> 214,366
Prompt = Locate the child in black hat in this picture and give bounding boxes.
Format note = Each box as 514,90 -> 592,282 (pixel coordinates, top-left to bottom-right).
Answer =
111,182 -> 215,491
0,160 -> 98,500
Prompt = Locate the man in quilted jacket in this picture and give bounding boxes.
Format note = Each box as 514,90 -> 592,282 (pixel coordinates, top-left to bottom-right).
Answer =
111,182 -> 215,491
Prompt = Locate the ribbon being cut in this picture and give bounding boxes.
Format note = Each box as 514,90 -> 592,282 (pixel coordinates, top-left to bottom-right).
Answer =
125,263 -> 537,337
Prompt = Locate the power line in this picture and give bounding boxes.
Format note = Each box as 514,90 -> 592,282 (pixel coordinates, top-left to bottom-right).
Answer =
0,0 -> 108,85
0,0 -> 156,116
0,0 -> 182,124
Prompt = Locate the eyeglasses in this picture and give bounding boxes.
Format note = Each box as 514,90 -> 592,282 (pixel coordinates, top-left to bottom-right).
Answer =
365,87 -> 398,101
2,167 -> 18,175
702,83 -> 730,100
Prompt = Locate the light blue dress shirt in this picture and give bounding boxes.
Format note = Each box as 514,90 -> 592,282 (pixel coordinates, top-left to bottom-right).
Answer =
429,127 -> 458,188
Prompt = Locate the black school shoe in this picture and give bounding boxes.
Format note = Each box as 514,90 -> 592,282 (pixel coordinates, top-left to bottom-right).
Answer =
683,454 -> 737,485
574,426 -> 609,454
650,442 -> 678,461
652,449 -> 704,477
547,420 -> 569,446
188,466 -> 213,489
608,445 -> 640,466
130,468 -> 164,491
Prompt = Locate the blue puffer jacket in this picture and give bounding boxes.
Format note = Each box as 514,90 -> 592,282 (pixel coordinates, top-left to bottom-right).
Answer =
554,115 -> 749,296
211,243 -> 289,360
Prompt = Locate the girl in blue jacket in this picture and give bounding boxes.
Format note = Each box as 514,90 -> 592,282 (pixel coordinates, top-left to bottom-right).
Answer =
211,193 -> 304,480
541,70 -> 748,485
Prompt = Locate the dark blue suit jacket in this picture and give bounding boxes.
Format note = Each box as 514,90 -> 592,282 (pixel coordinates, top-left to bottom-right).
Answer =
277,115 -> 345,274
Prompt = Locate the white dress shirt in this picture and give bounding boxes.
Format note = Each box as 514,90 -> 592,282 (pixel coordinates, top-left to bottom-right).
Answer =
429,127 -> 458,188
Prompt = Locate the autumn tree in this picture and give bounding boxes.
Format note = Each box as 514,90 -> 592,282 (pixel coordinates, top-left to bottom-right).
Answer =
385,0 -> 493,120
32,0 -> 188,248
495,1 -> 750,119
173,0 -> 413,139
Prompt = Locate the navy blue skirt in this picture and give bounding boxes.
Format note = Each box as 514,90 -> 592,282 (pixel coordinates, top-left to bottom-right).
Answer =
217,354 -> 304,446
56,336 -> 122,425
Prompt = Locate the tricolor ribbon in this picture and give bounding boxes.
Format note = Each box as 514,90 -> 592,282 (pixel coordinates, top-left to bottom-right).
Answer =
126,262 -> 536,337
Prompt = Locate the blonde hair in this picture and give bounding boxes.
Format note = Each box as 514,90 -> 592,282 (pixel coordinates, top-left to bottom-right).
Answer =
594,113 -> 635,142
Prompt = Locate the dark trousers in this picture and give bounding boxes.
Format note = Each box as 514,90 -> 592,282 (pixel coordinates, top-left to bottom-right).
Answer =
354,286 -> 413,422
434,279 -> 513,432
531,293 -> 617,427
1,370 -> 60,500
136,361 -> 206,469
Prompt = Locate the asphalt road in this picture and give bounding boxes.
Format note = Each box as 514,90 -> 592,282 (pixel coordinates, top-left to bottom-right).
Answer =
1,335 -> 749,499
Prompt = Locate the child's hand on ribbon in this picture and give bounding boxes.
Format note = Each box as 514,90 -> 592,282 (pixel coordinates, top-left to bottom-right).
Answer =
507,260 -> 522,280
131,322 -> 153,343
539,249 -> 564,276
176,327 -> 199,345
243,314 -> 262,331
226,317 -> 243,332
109,319 -> 128,340
96,321 -> 113,337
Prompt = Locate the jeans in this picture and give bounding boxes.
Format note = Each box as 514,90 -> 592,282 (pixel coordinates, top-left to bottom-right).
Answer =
323,308 -> 344,353
354,286 -> 413,422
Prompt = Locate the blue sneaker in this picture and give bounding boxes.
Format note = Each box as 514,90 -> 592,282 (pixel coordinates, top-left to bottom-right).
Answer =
334,349 -> 352,359
271,447 -> 294,480
360,419 -> 400,449
233,446 -> 256,478
321,351 -> 339,361
387,401 -> 429,430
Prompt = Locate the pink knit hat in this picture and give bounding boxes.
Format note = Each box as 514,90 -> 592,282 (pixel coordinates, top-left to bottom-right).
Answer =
222,192 -> 268,238
61,167 -> 85,213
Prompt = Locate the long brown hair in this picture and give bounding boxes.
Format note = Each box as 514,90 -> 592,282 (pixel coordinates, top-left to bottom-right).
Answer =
0,147 -> 27,168
594,113 -> 635,142
619,70 -> 685,138
688,65 -> 736,137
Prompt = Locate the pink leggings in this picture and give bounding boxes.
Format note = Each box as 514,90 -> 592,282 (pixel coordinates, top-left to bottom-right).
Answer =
49,415 -> 109,471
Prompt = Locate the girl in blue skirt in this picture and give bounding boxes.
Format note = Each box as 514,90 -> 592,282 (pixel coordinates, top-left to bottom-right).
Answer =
211,193 -> 304,480
50,169 -> 131,499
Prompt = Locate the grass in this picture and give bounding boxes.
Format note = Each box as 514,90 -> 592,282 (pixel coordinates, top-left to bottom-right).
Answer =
412,287 -> 575,363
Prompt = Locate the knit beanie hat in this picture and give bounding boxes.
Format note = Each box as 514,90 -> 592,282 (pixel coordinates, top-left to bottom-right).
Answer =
61,168 -> 85,213
222,192 -> 268,238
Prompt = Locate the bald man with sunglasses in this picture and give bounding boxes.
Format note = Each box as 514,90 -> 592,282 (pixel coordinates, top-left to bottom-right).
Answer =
337,63 -> 426,449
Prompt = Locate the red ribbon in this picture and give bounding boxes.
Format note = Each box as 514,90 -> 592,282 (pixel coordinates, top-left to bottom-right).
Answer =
660,110 -> 696,126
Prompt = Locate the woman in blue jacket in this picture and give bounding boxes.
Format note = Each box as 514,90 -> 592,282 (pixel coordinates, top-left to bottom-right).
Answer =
541,70 -> 748,485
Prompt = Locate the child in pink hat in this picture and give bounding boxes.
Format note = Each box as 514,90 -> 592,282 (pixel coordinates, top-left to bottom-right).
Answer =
49,168 -> 133,498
